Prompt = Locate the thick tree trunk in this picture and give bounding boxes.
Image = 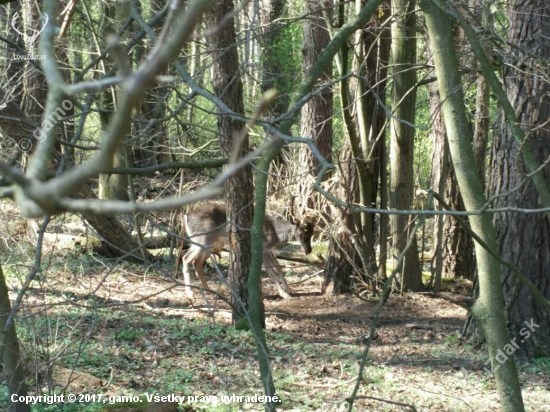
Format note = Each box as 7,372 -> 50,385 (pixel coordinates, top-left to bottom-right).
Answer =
207,0 -> 254,325
298,0 -> 332,213
422,1 -> 525,410
390,0 -> 423,291
473,0 -> 550,360
259,0 -> 292,193
259,0 -> 287,119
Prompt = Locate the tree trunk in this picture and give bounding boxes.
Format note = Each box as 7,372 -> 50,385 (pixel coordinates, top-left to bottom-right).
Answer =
430,0 -> 490,290
471,1 -> 491,188
422,1 -> 525,409
440,168 -> 476,279
390,0 -> 423,291
0,262 -> 30,412
428,76 -> 448,292
429,61 -> 476,284
80,185 -> 153,262
259,0 -> 287,118
207,0 -> 255,326
373,1 -> 391,284
324,145 -> 362,293
472,0 -> 550,360
324,0 -> 390,292
249,2 -> 387,407
98,2 -> 129,201
353,0 -> 391,287
298,0 -> 332,213
259,0 -> 292,194
132,0 -> 172,171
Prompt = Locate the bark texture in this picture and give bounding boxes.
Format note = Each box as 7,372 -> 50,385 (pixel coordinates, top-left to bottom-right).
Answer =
483,0 -> 550,359
98,2 -> 129,201
390,0 -> 423,291
323,1 -> 390,292
259,0 -> 292,193
324,145 -> 362,293
298,0 -> 332,213
422,1 -> 524,409
207,0 -> 254,324
354,0 -> 391,286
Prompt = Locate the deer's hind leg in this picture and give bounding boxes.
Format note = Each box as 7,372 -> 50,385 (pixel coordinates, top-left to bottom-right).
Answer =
182,245 -> 209,297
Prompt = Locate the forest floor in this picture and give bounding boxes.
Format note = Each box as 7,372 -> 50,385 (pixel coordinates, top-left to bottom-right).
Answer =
2,243 -> 550,412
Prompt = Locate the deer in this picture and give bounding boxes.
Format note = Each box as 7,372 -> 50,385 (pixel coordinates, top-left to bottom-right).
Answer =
181,203 -> 314,299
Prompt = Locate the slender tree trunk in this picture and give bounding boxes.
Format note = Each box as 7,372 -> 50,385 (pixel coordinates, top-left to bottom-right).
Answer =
430,0 -> 490,288
472,1 -> 491,188
390,0 -> 423,291
207,0 -> 255,325
428,76 -> 448,292
98,2 -> 129,201
440,167 -> 475,279
422,1 -> 524,410
353,0 -> 391,287
249,2 -> 387,408
376,1 -> 391,284
134,0 -> 171,172
324,1 -> 390,292
0,263 -> 30,412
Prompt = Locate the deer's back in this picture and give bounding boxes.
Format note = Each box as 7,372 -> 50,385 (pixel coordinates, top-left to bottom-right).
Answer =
185,203 -> 228,245
185,203 -> 293,250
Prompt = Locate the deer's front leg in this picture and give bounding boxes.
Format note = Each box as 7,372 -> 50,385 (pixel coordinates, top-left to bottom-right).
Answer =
263,251 -> 292,298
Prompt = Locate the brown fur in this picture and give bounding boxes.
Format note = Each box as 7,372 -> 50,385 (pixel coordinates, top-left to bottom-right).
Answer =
181,204 -> 313,298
